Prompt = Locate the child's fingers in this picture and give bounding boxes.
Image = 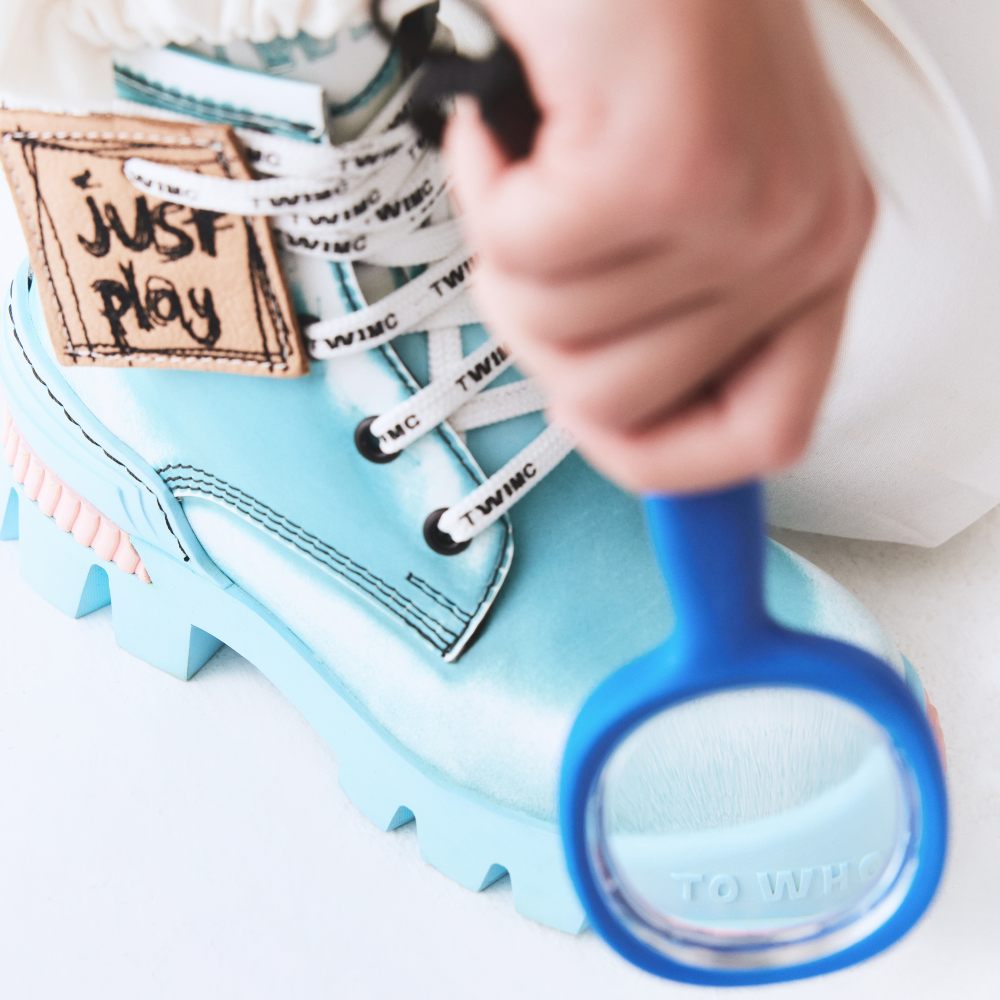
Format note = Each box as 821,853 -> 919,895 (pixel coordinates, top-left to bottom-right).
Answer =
445,123 -> 677,277
469,248 -> 723,348
525,277 -> 799,433
557,282 -> 849,493
473,250 -> 842,434
535,306 -> 761,433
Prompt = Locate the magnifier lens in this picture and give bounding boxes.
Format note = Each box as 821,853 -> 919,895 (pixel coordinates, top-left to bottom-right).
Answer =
590,688 -> 919,970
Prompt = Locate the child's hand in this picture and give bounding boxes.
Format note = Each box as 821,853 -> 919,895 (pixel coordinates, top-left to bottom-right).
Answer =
445,0 -> 875,493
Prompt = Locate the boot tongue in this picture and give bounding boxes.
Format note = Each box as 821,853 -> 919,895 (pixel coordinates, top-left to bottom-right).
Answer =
179,17 -> 405,141
112,13 -> 411,143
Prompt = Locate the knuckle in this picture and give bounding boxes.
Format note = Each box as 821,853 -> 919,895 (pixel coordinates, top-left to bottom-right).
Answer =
612,462 -> 661,494
586,440 -> 660,493
521,301 -> 584,348
510,296 -> 558,341
740,150 -> 820,255
551,379 -> 617,429
546,351 -> 633,428
478,222 -> 542,274
748,405 -> 813,473
821,187 -> 875,265
649,131 -> 752,224
475,278 -> 570,348
856,175 -> 879,237
473,203 -> 562,276
795,174 -> 879,285
618,103 -> 754,227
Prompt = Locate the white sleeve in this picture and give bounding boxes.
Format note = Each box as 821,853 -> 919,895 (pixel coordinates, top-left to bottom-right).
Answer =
768,0 -> 1000,545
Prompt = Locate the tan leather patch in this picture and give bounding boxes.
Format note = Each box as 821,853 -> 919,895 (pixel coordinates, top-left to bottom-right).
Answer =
0,110 -> 307,377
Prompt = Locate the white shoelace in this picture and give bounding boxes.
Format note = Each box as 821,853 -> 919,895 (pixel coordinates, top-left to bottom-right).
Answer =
123,80 -> 573,549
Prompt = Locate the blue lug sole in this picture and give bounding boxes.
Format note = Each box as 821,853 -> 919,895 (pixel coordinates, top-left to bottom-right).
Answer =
0,438 -> 586,932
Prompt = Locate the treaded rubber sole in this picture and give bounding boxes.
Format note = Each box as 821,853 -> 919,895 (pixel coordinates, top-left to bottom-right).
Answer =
0,411 -> 587,933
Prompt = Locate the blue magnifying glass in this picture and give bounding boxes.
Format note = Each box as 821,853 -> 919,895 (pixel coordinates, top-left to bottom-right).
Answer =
375,3 -> 950,983
559,483 -> 948,986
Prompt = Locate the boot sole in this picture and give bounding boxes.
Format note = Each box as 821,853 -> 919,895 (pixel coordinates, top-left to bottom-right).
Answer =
0,408 -> 587,933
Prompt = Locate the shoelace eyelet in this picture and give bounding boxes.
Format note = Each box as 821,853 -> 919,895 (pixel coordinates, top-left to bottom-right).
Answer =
355,416 -> 400,464
423,508 -> 471,556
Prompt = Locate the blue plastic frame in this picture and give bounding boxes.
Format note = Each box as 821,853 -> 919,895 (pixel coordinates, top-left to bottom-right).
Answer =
559,483 -> 948,987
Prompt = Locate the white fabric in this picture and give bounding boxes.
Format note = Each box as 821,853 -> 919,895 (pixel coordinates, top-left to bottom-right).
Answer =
3,0 -> 1000,546
778,0 -> 1000,545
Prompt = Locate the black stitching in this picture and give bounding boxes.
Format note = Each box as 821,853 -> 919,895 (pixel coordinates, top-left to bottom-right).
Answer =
5,130 -> 294,371
158,464 -> 461,650
406,572 -> 472,622
73,344 -> 282,360
6,295 -> 191,562
165,479 -> 451,652
160,465 -> 458,644
332,261 -> 513,654
112,66 -> 319,138
167,477 -> 457,649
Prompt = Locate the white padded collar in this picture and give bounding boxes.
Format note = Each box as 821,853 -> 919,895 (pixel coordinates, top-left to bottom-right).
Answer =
0,0 -> 426,105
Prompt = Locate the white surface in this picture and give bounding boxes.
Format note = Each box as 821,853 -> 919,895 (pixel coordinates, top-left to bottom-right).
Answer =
2,457 -> 999,1000
0,188 -> 998,1000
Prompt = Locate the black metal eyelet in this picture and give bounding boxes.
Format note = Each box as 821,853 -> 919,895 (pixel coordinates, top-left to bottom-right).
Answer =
423,508 -> 471,556
355,415 -> 399,464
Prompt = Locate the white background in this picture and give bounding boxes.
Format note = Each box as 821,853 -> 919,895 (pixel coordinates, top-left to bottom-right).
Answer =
0,178 -> 998,1000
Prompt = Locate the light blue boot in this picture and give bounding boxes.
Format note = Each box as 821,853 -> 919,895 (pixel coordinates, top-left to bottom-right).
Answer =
0,16 -> 934,935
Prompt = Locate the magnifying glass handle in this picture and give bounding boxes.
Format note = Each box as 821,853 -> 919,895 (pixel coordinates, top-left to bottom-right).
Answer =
643,483 -> 769,653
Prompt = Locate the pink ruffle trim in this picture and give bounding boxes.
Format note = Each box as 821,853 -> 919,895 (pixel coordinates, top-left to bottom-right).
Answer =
3,410 -> 151,584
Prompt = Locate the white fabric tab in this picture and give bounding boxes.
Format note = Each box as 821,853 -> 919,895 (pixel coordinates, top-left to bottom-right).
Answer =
114,46 -> 329,140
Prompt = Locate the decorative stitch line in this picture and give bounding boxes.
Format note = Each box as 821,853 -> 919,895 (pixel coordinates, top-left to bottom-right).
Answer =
406,572 -> 472,623
167,480 -> 451,651
6,286 -> 191,562
159,466 -> 457,641
158,464 -> 463,651
331,260 -> 514,658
